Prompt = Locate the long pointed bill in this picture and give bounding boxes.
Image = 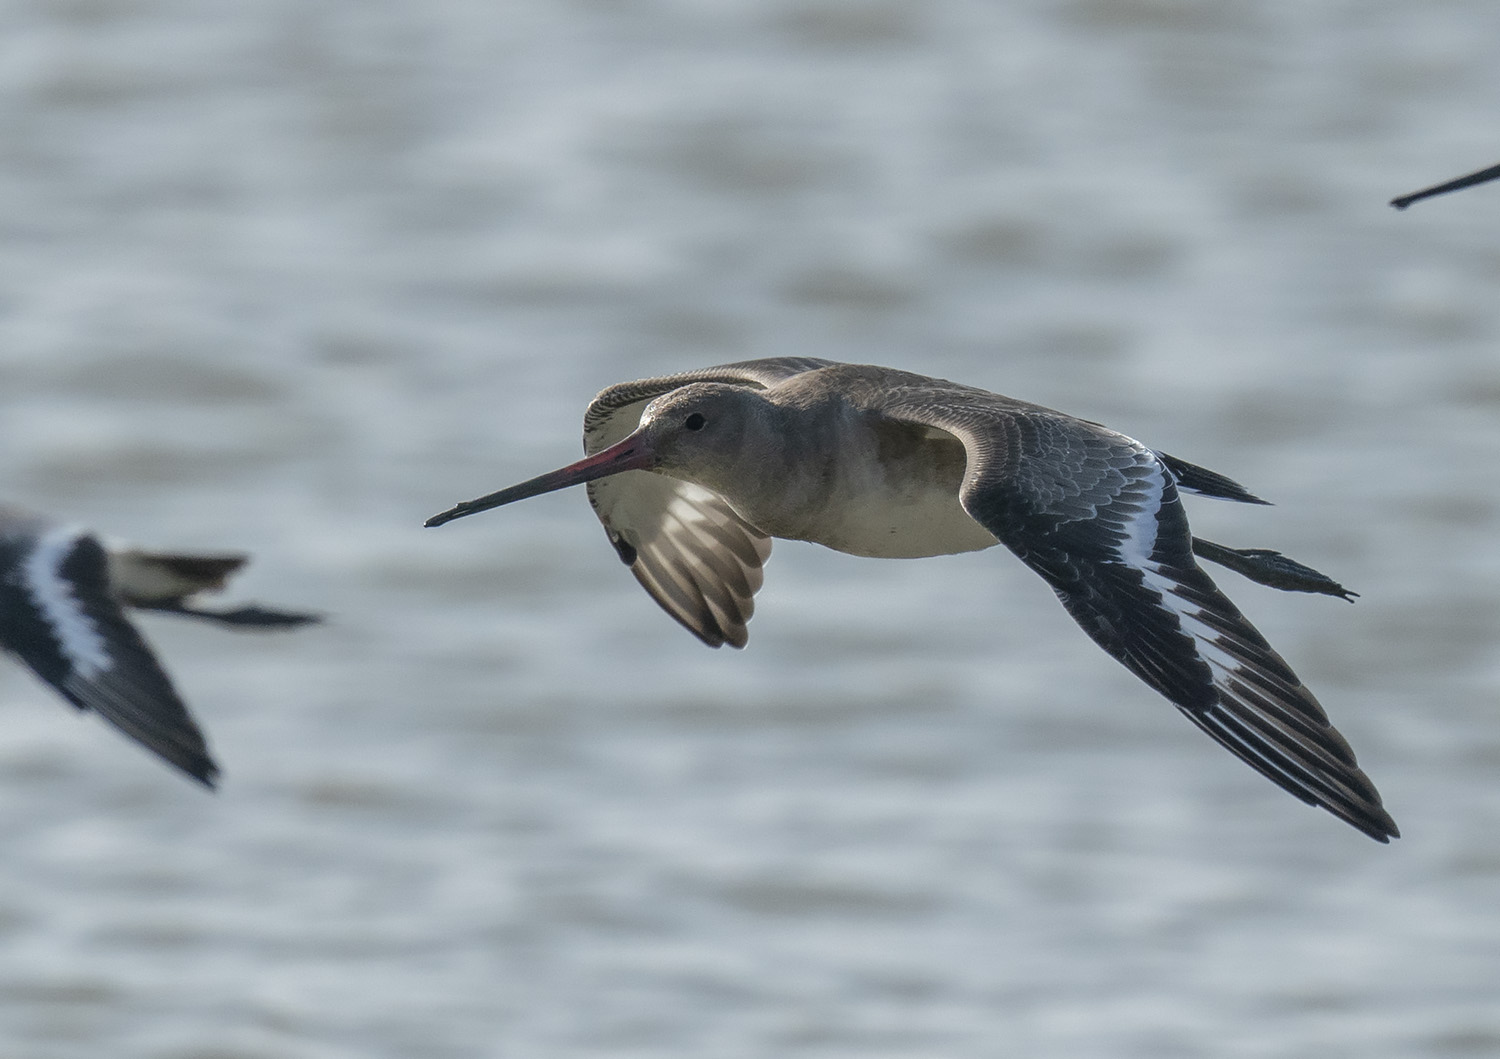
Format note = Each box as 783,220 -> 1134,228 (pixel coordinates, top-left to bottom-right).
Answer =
425,429 -> 656,527
1391,161 -> 1500,209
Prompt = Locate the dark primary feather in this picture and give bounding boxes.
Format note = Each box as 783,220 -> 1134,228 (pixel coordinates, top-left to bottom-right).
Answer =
0,531 -> 218,786
863,373 -> 1395,841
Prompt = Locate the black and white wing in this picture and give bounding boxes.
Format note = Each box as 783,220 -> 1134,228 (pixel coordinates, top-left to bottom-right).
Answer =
0,523 -> 218,786
583,358 -> 831,647
881,393 -> 1396,842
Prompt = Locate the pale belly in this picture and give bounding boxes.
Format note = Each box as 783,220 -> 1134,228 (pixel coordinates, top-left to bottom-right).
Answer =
730,475 -> 1001,559
702,407 -> 1001,559
802,491 -> 1001,558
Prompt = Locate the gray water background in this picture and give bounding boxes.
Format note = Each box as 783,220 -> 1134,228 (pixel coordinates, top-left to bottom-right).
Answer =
2,0 -> 1500,1056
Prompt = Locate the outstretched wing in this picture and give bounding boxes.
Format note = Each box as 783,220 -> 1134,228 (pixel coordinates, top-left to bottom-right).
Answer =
878,389 -> 1396,841
583,358 -> 831,647
0,524 -> 219,786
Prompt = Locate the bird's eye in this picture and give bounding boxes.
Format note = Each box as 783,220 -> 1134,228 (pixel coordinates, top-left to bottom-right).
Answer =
684,412 -> 707,431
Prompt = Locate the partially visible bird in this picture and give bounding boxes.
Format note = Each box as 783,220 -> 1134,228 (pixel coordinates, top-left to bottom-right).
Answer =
0,503 -> 320,787
1391,160 -> 1500,209
427,358 -> 1393,841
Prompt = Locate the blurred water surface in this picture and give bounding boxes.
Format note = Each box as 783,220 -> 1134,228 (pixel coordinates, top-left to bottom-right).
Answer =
2,0 -> 1500,1056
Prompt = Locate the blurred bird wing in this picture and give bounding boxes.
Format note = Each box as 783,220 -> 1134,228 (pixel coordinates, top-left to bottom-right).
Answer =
0,526 -> 218,785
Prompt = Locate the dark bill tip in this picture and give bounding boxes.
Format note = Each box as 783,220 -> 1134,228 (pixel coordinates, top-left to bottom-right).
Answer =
425,430 -> 656,528
1390,161 -> 1500,210
426,496 -> 503,526
424,508 -> 464,528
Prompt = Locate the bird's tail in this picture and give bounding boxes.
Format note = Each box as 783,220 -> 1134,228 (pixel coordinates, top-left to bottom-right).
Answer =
107,549 -> 249,606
